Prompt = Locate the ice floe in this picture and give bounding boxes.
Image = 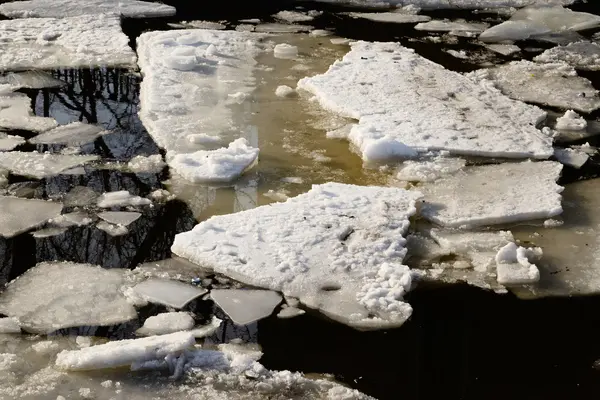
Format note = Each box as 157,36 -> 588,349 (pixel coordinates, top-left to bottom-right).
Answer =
383,1 -> 574,9
136,312 -> 195,337
137,29 -> 264,182
298,41 -> 553,161
0,89 -> 57,132
173,182 -> 422,330
0,14 -> 136,71
555,110 -> 587,131
0,317 -> 20,333
96,221 -> 128,236
273,10 -> 316,23
210,289 -> 282,325
274,43 -> 299,59
0,0 -> 176,19
535,42 -> 600,71
97,211 -> 141,226
420,161 -> 563,228
29,122 -> 106,146
0,71 -> 65,89
0,196 -> 62,238
96,190 -> 151,208
495,242 -> 541,285
348,12 -> 430,24
31,226 -> 67,238
64,186 -> 98,207
0,262 -> 137,333
554,148 -> 588,168
396,157 -> 465,182
485,43 -> 521,56
130,278 -> 208,308
277,306 -> 306,319
275,85 -> 296,98
127,154 -> 166,173
414,20 -> 488,35
0,133 -> 24,151
468,61 -> 600,113
0,152 -> 97,179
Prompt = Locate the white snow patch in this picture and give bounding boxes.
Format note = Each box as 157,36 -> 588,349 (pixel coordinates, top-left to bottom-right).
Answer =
0,196 -> 62,238
136,312 -> 195,337
210,289 -> 282,325
96,190 -> 152,208
535,42 -> 600,71
131,278 -> 208,309
0,0 -> 175,18
495,242 -> 541,285
127,154 -> 166,173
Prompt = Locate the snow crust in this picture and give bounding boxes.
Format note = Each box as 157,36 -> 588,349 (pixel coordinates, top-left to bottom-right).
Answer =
298,41 -> 553,161
421,161 -> 563,228
137,29 -> 264,183
136,312 -> 195,336
0,262 -> 137,333
0,14 -> 136,71
173,182 -> 422,330
468,60 -> 600,114
535,42 -> 600,71
0,196 -> 62,238
495,242 -> 541,285
210,289 -> 282,325
29,122 -> 106,146
0,0 -> 176,18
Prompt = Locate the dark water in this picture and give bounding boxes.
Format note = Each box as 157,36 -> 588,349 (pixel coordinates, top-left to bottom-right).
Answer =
1,1 -> 600,399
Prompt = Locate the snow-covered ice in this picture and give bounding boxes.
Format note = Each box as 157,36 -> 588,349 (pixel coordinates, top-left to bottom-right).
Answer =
137,29 -> 264,182
173,182 -> 422,330
348,12 -> 430,24
298,41 -> 553,161
0,262 -> 137,333
0,14 -> 136,71
555,110 -> 587,131
96,190 -> 151,208
535,42 -> 600,71
274,43 -> 299,59
29,122 -> 106,146
127,154 -> 166,173
420,161 -> 563,228
136,312 -> 195,336
0,152 -> 97,179
0,133 -> 25,151
97,211 -> 141,226
131,278 -> 208,309
495,242 -> 541,285
0,90 -> 57,132
468,61 -> 600,114
396,157 -> 465,182
0,196 -> 62,238
0,0 -> 176,19
210,289 -> 282,325
554,148 -> 588,169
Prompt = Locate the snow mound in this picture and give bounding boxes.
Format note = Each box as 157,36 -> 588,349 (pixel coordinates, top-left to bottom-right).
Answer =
535,42 -> 600,71
210,289 -> 282,325
136,312 -> 195,336
421,161 -> 563,228
0,14 -> 136,71
173,182 -> 422,330
0,262 -> 137,333
495,242 -> 541,285
298,41 -> 553,161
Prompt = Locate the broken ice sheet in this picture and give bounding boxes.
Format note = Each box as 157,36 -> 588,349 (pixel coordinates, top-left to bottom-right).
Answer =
211,289 -> 282,326
0,0 -> 175,19
97,211 -> 141,226
468,60 -> 600,114
0,262 -> 137,333
173,182 -> 422,330
131,278 -> 208,309
0,196 -> 62,238
0,14 -> 136,71
396,157 -> 465,182
298,41 -> 553,162
29,122 -> 106,146
0,133 -> 25,151
414,20 -> 488,34
420,161 -> 563,228
0,152 -> 97,179
535,41 -> 600,71
0,71 -> 65,89
136,312 -> 195,336
31,226 -> 67,238
96,190 -> 151,208
0,90 -> 57,132
553,148 -> 588,169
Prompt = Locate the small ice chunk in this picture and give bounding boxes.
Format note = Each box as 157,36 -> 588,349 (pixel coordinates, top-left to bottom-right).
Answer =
0,317 -> 20,333
32,340 -> 59,354
264,189 -> 289,202
273,10 -> 314,23
535,42 -> 600,71
31,226 -> 67,238
277,306 -> 305,319
543,218 -> 563,227
0,152 -> 97,179
309,29 -> 331,37
0,133 -> 25,152
330,38 -> 351,45
254,23 -> 312,33
555,110 -> 587,131
0,71 -> 65,89
29,122 -> 105,146
190,316 -> 222,338
273,43 -> 298,59
495,242 -> 541,285
210,289 -> 282,325
553,148 -> 588,169
396,157 -> 465,182
275,85 -> 296,98
55,332 -> 195,371
131,278 -> 208,309
348,12 -> 430,24
0,91 -> 58,132
0,0 -> 175,18
96,221 -> 128,236
127,154 -> 166,173
0,262 -> 137,333
485,44 -> 520,56
187,134 -> 222,145
136,312 -> 195,336
0,196 -> 62,238
446,49 -> 468,59
97,211 -> 141,226
96,190 -> 151,208
281,177 -> 303,184
415,20 -> 487,34
421,161 -> 563,228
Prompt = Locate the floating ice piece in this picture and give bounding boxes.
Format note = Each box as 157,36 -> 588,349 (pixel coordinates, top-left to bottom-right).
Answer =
273,10 -> 315,23
127,154 -> 166,173
348,12 -> 430,24
0,0 -> 175,18
254,23 -> 312,33
187,134 -> 221,146
136,312 -> 195,337
55,331 -> 195,371
190,316 -> 222,338
485,44 -> 520,56
535,42 -> 600,71
96,190 -> 151,208
277,306 -> 305,319
385,1 -> 574,9
210,289 -> 282,325
137,29 -> 264,182
495,242 -> 541,285
274,43 -> 298,59
309,29 -> 331,37
31,226 -> 67,238
555,110 -> 587,131
298,41 -> 553,161
0,196 -> 62,238
415,20 -> 488,34
131,278 -> 208,309
29,122 -> 106,146
553,148 -> 588,169
173,182 -> 422,330
97,211 -> 141,226
479,6 -> 600,43
275,85 -> 296,98
421,161 -> 563,228
96,221 -> 128,236
0,91 -> 57,132
64,186 -> 98,207
281,176 -> 303,184
0,71 -> 65,89
0,152 -> 97,179
0,14 -> 136,71
468,61 -> 600,114
169,138 -> 259,183
0,262 -> 137,333
0,133 -> 24,151
446,49 -> 468,59
397,157 -> 465,182
0,317 -> 20,333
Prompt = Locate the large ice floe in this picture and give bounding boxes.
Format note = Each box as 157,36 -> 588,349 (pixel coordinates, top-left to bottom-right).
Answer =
137,29 -> 263,182
0,14 -> 136,71
534,41 -> 600,71
0,262 -> 137,333
173,182 -> 422,330
0,196 -> 62,238
468,60 -> 600,114
0,0 -> 175,18
420,161 -> 563,228
297,41 -> 553,162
